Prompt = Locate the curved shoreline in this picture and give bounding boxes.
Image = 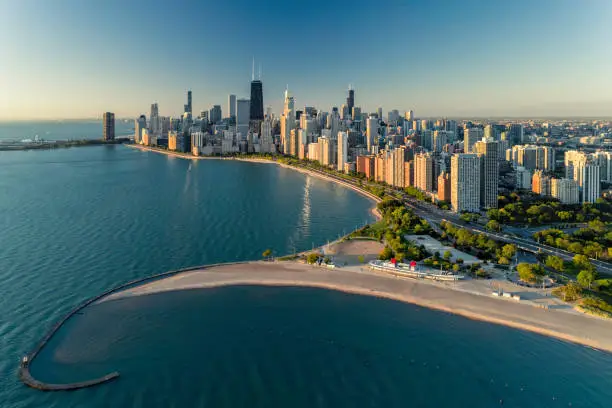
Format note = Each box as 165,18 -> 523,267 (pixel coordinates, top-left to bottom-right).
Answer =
125,144 -> 382,217
102,262 -> 612,353
20,260 -> 612,391
18,262 -> 245,391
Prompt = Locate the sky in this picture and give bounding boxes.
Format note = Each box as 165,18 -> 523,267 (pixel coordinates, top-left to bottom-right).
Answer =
1,0 -> 611,120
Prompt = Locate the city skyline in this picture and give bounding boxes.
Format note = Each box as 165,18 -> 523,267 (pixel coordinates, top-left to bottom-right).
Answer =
1,0 -> 612,120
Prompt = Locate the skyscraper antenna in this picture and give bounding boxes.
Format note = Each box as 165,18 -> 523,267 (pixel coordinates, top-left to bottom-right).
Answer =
252,57 -> 255,81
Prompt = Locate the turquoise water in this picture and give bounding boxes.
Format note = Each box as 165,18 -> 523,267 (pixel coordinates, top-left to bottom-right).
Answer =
0,143 -> 610,407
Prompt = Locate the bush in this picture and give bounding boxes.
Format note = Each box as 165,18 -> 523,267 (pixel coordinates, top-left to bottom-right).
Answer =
552,282 -> 583,302
306,253 -> 320,264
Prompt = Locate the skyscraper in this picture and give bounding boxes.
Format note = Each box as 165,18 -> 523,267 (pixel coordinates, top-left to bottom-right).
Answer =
337,131 -> 348,172
249,80 -> 264,121
134,114 -> 146,144
281,88 -> 295,155
347,86 -> 355,113
184,90 -> 192,114
236,98 -> 250,140
102,112 -> 115,141
451,154 -> 481,213
475,138 -> 499,209
150,103 -> 160,135
366,116 -> 378,152
209,105 -> 222,124
414,153 -> 433,192
551,178 -> 579,204
228,94 -> 236,118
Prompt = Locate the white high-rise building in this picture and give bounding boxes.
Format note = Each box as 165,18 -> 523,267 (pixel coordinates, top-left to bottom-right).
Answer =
228,94 -> 236,118
565,150 -> 602,203
366,116 -> 379,152
593,151 -> 612,181
475,138 -> 499,209
236,98 -> 250,140
281,88 -> 295,155
551,178 -> 579,204
337,131 -> 348,172
451,154 -> 481,213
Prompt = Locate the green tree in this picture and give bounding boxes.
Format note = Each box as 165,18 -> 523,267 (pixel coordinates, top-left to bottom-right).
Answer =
486,220 -> 501,232
357,255 -> 365,263
573,254 -> 595,272
497,256 -> 510,265
262,249 -> 272,259
517,263 -> 544,283
501,244 -> 517,260
577,269 -> 598,289
306,253 -> 319,264
452,264 -> 460,272
443,250 -> 452,261
379,246 -> 394,260
545,255 -> 565,273
554,282 -> 582,302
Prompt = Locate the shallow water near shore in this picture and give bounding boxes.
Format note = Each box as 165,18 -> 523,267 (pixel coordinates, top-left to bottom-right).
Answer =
32,286 -> 612,407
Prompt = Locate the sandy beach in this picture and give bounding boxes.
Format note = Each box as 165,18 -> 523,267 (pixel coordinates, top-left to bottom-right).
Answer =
126,144 -> 382,216
101,259 -> 612,352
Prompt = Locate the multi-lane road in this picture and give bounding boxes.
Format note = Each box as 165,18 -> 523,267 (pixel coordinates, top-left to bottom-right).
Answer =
299,164 -> 612,276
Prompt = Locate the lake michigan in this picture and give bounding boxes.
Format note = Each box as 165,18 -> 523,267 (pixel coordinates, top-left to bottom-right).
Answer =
0,131 -> 610,407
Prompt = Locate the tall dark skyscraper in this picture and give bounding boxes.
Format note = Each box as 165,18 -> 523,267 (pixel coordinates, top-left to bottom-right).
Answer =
184,90 -> 192,114
250,80 -> 264,120
102,112 -> 115,141
347,86 -> 355,113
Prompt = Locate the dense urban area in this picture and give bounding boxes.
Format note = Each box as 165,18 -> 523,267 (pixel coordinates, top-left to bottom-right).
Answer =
97,72 -> 612,319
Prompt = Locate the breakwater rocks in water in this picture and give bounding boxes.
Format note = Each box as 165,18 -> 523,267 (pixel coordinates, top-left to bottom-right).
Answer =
18,263 -> 245,391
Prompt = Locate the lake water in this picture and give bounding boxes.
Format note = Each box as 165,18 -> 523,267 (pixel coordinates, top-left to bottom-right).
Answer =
0,141 -> 610,407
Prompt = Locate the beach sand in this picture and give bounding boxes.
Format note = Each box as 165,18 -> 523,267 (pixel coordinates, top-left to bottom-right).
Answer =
101,260 -> 612,352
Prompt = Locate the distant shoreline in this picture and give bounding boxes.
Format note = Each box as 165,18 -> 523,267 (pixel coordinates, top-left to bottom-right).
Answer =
126,144 -> 382,219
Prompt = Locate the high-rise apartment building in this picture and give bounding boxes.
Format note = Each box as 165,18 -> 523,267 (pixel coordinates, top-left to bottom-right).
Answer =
451,154 -> 481,213
532,170 -> 551,196
565,150 -> 602,203
475,138 -> 499,209
102,112 -> 115,141
464,127 -> 483,153
437,171 -> 451,202
337,131 -> 348,172
551,178 -> 579,204
319,137 -> 332,166
414,153 -> 433,192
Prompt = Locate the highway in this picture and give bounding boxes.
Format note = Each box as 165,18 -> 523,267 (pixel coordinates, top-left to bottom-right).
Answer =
297,164 -> 612,276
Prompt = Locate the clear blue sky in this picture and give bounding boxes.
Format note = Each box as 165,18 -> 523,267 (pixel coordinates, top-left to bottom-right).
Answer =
1,0 -> 611,120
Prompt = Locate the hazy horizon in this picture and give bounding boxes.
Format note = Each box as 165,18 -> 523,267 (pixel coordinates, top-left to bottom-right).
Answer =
1,0 -> 611,120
